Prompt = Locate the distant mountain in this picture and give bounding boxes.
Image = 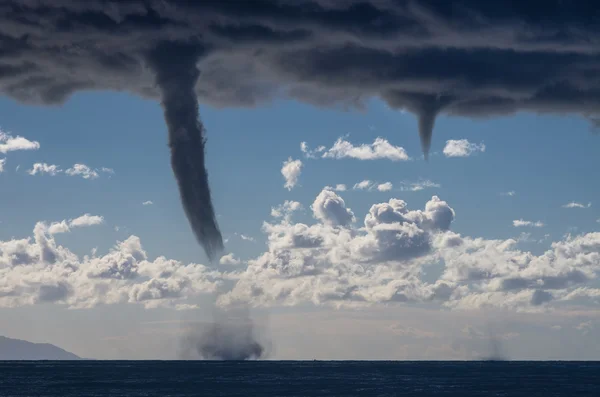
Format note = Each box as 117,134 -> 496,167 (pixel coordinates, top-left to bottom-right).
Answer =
0,336 -> 81,360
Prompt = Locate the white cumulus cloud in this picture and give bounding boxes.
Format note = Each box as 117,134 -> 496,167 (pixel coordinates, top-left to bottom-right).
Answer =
142,201 -> 153,206
221,191 -> 600,312
0,221 -> 222,309
65,164 -> 99,179
47,221 -> 71,235
219,192 -> 457,307
281,157 -> 303,190
219,253 -> 241,266
443,139 -> 486,157
70,214 -> 104,228
311,188 -> 355,227
322,137 -> 410,161
353,180 -> 372,190
3,191 -> 600,313
48,214 -> 105,235
377,182 -> 393,192
0,129 -> 40,154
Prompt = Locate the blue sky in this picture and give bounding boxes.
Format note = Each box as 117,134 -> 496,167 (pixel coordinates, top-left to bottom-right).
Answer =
2,93 -> 598,262
1,93 -> 600,359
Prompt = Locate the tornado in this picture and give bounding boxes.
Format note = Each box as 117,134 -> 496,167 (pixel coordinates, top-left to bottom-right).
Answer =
417,109 -> 438,161
191,319 -> 264,360
413,94 -> 453,160
146,43 -> 224,261
180,306 -> 268,360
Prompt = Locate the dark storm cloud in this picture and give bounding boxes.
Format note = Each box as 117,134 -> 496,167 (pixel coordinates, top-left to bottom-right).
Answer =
1,0 -> 599,257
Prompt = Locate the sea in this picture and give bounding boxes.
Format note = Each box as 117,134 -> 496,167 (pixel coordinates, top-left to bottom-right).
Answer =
1,361 -> 599,396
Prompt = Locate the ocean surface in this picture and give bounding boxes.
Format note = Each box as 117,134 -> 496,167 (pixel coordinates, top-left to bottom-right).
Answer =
1,361 -> 599,396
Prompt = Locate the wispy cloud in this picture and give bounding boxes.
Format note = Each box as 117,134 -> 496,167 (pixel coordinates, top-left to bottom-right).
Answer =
142,201 -> 153,206
271,201 -> 303,223
231,233 -> 256,242
300,142 -> 326,159
351,180 -> 395,192
575,321 -> 593,334
517,232 -> 550,244
324,184 -> 348,192
281,157 -> 302,190
352,179 -> 437,192
513,219 -> 545,228
66,164 -> 99,179
28,163 -> 62,176
28,163 -> 113,179
0,129 -> 40,154
562,202 -> 591,209
398,180 -> 440,192
0,158 -> 5,173
501,191 -> 516,197
443,139 -> 485,157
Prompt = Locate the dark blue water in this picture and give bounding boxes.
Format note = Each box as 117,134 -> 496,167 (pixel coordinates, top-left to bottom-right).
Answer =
1,361 -> 599,396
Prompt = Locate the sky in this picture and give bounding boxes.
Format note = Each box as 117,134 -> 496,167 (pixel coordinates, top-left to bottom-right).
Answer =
1,0 -> 600,361
1,91 -> 600,360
